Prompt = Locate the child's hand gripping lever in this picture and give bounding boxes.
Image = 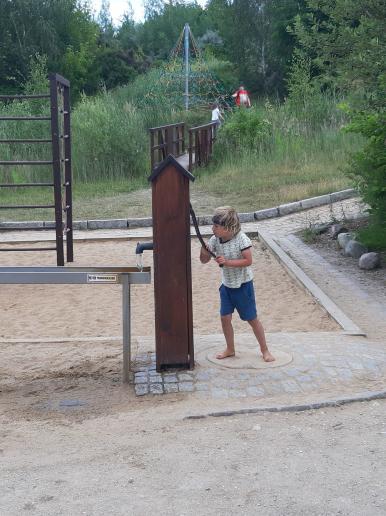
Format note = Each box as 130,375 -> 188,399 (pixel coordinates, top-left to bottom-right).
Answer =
190,204 -> 223,267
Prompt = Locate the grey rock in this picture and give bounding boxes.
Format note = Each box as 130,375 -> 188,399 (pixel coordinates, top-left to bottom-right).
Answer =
337,232 -> 353,249
359,252 -> 380,270
311,223 -> 331,235
345,240 -> 368,259
329,224 -> 348,239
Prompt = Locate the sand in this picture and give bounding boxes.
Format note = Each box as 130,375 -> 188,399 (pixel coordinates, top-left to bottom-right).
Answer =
0,238 -> 337,340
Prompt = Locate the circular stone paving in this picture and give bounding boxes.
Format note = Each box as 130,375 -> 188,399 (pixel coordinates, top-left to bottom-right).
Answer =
203,345 -> 293,369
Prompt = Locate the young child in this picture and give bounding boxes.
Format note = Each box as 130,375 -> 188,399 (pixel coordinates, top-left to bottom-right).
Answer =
200,206 -> 275,362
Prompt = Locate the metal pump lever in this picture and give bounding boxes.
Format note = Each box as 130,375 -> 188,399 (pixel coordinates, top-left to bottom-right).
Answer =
135,241 -> 153,271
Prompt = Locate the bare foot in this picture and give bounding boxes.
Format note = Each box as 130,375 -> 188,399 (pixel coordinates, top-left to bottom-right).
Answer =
216,350 -> 235,359
262,350 -> 275,362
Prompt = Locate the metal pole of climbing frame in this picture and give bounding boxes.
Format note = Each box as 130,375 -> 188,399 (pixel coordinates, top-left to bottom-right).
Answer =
184,23 -> 189,111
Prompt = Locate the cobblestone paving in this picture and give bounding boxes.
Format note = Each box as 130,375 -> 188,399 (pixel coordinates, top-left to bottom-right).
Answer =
133,333 -> 386,400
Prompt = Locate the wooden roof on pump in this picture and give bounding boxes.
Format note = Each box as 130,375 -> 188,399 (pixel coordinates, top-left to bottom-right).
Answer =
148,154 -> 195,183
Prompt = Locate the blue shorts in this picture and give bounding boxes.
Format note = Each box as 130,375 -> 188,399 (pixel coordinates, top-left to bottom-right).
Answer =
219,280 -> 258,321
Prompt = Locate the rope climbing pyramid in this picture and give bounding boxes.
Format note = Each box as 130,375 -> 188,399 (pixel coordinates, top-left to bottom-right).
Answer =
144,24 -> 232,111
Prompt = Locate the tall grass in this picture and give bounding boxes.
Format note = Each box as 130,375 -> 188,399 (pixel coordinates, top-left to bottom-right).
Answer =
195,96 -> 361,211
0,64 -> 363,220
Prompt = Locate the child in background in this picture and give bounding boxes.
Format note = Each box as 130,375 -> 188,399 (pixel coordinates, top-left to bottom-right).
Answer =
200,206 -> 275,362
211,103 -> 224,136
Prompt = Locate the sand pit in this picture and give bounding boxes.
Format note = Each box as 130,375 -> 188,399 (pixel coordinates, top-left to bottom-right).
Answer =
0,238 -> 337,340
0,237 -> 339,420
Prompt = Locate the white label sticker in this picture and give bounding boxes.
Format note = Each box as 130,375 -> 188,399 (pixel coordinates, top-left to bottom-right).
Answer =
87,274 -> 118,284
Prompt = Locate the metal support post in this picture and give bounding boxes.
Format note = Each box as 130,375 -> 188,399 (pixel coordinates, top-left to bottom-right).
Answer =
122,274 -> 131,383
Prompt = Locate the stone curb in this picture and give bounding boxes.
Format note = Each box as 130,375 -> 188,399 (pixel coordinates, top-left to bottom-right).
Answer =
257,228 -> 364,336
184,389 -> 386,419
0,188 -> 357,231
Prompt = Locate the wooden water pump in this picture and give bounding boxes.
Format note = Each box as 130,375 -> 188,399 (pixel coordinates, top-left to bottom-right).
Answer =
148,155 -> 195,371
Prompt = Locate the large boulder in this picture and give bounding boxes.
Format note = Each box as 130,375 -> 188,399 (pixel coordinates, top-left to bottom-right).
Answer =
358,252 -> 381,270
345,240 -> 368,259
337,232 -> 353,249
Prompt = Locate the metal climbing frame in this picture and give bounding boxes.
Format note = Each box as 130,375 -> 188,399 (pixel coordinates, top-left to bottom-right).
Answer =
0,73 -> 73,266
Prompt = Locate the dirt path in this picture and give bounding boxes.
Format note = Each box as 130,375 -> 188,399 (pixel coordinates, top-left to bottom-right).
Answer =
1,398 -> 385,515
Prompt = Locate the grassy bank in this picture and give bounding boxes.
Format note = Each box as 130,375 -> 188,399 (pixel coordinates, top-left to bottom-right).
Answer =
0,72 -> 360,221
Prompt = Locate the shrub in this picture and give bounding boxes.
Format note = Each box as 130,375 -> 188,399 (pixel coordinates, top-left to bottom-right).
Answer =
218,107 -> 272,151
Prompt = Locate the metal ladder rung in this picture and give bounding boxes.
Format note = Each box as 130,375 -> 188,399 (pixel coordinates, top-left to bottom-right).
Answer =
0,183 -> 54,188
0,116 -> 51,121
0,204 -> 55,209
0,161 -> 53,165
0,94 -> 50,100
0,247 -> 57,252
0,139 -> 52,144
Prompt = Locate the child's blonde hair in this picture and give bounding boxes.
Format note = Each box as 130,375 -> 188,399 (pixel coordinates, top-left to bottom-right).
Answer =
212,206 -> 240,235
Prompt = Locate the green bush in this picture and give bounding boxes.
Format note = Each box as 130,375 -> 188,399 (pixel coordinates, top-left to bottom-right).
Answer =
345,108 -> 386,249
217,107 -> 272,151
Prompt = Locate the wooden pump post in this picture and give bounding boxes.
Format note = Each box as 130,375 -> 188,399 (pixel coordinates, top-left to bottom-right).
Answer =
149,155 -> 195,371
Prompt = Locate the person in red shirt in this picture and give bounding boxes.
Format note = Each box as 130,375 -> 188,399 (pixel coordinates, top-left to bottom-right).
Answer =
232,85 -> 251,107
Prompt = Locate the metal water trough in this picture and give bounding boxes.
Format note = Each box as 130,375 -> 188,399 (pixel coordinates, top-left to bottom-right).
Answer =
0,266 -> 151,382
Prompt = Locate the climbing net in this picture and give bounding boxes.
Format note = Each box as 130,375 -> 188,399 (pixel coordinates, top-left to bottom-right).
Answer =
143,25 -> 232,111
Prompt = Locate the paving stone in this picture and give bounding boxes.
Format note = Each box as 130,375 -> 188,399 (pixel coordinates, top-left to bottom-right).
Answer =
195,371 -> 211,381
283,367 -> 303,377
178,373 -> 194,382
164,383 -> 179,393
211,388 -> 229,399
248,376 -> 264,385
135,384 -> 149,396
149,383 -> 164,394
246,386 -> 265,397
228,390 -> 247,398
163,375 -> 178,383
297,374 -> 313,383
195,382 -> 210,391
178,382 -> 195,392
149,375 -> 163,383
134,375 -> 148,384
336,369 -> 354,380
236,372 -> 251,380
280,380 -> 301,394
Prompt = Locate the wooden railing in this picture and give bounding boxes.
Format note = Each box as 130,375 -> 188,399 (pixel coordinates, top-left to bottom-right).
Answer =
188,122 -> 217,172
149,122 -> 185,170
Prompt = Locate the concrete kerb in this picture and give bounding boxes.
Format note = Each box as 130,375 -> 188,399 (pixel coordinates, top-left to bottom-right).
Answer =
185,389 -> 386,419
0,188 -> 357,232
257,227 -> 365,336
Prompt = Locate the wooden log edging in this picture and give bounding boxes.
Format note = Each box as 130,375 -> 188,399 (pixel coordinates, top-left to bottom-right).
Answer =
0,188 -> 357,231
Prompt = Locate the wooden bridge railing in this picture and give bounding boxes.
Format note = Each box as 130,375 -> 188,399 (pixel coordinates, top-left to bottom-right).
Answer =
188,122 -> 217,172
149,122 -> 185,170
